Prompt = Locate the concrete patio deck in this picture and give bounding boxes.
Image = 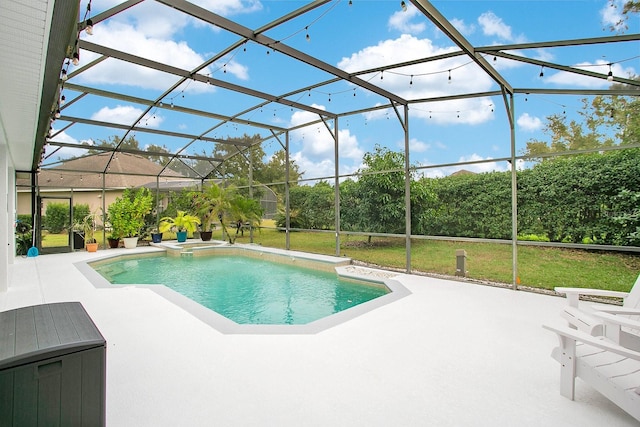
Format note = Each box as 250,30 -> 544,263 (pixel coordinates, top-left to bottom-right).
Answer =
1,247 -> 637,426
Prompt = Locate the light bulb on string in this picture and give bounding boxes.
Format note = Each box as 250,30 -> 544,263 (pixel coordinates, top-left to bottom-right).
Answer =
607,64 -> 614,81
448,70 -> 451,84
85,19 -> 93,35
400,1 -> 407,12
72,51 -> 80,66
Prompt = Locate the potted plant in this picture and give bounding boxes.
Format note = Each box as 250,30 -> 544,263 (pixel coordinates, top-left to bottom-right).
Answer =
193,183 -> 263,244
107,234 -> 120,248
107,188 -> 153,249
150,229 -> 163,243
191,189 -> 219,242
75,210 -> 100,252
159,211 -> 200,243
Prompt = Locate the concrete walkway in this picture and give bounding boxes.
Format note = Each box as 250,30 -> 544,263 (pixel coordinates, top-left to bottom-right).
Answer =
2,248 -> 637,426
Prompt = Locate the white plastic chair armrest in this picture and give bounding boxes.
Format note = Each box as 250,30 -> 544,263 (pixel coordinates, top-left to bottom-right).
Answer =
593,311 -> 640,330
543,324 -> 640,361
595,306 -> 640,316
554,287 -> 630,307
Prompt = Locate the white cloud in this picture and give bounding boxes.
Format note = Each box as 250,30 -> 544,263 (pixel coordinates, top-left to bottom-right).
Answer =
338,35 -> 495,125
96,0 -> 263,39
478,12 -> 526,43
478,12 -> 513,40
517,113 -> 542,132
91,105 -> 163,127
288,106 -> 364,179
409,138 -> 430,153
410,98 -> 496,125
388,6 -> 427,34
545,60 -> 635,88
44,131 -> 92,161
451,18 -> 475,36
600,0 -> 627,31
75,21 -> 219,92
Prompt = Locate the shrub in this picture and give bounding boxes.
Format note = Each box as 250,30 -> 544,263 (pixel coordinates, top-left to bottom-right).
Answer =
45,203 -> 69,233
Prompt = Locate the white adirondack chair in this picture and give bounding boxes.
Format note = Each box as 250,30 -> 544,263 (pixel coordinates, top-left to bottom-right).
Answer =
555,274 -> 640,351
543,323 -> 640,422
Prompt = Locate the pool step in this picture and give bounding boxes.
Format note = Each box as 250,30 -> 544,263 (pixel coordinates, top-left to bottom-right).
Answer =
180,249 -> 193,257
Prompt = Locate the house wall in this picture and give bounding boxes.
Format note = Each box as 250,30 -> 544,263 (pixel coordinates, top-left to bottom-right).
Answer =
17,189 -> 122,220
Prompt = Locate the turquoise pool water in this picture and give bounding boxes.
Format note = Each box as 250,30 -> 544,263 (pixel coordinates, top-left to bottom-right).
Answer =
92,255 -> 388,325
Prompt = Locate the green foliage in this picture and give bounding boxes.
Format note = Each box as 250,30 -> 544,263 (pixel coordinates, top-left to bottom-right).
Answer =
190,183 -> 263,243
159,210 -> 201,233
107,188 -> 153,238
45,203 -> 69,233
339,145 -> 437,236
518,149 -> 640,244
275,182 -> 335,229
73,204 -> 90,225
611,189 -> 640,246
426,172 -> 512,239
522,91 -> 640,159
162,188 -> 199,219
15,218 -> 32,256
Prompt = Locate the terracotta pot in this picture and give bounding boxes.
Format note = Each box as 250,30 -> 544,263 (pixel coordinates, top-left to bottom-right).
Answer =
86,242 -> 99,252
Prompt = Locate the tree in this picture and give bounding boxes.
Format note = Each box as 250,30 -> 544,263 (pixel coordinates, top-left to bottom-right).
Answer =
341,145 -> 435,241
275,182 -> 335,230
522,83 -> 640,160
87,135 -> 140,154
260,149 -> 302,189
607,0 -> 640,31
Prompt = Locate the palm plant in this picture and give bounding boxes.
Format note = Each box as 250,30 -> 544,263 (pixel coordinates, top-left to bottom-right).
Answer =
193,183 -> 263,244
159,210 -> 201,234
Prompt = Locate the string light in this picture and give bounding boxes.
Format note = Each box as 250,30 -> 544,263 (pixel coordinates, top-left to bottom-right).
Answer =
539,66 -> 544,78
400,1 -> 407,12
448,70 -> 452,84
85,19 -> 93,35
607,64 -> 614,81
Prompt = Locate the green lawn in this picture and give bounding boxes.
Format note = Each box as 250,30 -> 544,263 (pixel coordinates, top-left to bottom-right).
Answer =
40,227 -> 640,293
242,227 -> 639,293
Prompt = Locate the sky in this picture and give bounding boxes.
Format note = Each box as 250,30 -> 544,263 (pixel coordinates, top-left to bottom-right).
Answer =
49,0 -> 640,182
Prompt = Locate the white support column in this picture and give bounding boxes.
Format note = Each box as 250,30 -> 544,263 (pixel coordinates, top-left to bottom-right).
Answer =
0,143 -> 9,292
8,165 -> 15,265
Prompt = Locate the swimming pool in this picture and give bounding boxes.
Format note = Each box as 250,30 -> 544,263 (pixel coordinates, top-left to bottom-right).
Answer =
91,254 -> 389,325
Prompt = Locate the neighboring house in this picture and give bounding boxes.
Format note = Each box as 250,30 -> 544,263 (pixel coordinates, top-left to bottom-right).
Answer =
16,151 -> 278,220
16,152 -> 187,219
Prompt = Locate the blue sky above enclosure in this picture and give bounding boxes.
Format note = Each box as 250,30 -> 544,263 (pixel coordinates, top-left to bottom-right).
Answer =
47,0 -> 640,180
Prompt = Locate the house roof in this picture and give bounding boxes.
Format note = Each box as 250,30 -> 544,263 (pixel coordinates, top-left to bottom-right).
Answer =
18,152 -> 186,190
